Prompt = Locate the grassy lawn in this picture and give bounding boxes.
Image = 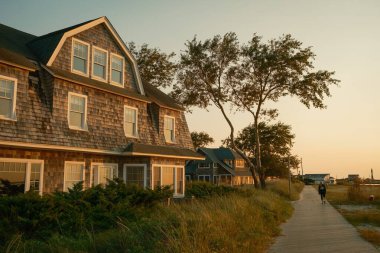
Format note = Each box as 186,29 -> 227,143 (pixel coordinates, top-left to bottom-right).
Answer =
326,184 -> 380,248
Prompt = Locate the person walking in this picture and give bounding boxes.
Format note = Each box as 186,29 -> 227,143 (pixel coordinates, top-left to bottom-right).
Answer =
318,182 -> 327,204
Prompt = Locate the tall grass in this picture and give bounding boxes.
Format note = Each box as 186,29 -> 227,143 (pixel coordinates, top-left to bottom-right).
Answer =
267,179 -> 304,201
3,181 -> 294,253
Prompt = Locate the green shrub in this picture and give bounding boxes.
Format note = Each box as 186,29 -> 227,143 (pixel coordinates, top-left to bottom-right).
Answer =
185,181 -> 237,198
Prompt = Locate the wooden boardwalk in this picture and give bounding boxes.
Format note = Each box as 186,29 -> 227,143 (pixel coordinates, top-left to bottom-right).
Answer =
269,185 -> 378,253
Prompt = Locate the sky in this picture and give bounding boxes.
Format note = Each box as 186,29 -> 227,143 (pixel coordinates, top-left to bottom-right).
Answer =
1,0 -> 379,179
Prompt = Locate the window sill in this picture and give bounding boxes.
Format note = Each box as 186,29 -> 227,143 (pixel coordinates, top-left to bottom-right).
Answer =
125,134 -> 139,139
0,116 -> 17,122
165,140 -> 176,144
110,81 -> 124,88
71,69 -> 89,77
68,126 -> 88,132
91,75 -> 107,83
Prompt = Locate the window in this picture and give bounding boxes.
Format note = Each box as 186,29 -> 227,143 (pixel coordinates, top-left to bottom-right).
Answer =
0,76 -> 17,120
213,163 -> 218,168
91,163 -> 118,186
198,175 -> 210,182
64,162 -> 85,192
236,159 -> 245,168
92,47 -> 108,81
68,92 -> 87,130
198,163 -> 210,169
164,116 -> 175,142
124,106 -> 138,137
123,164 -> 149,188
224,160 -> 233,167
72,39 -> 89,76
152,165 -> 184,196
213,174 -> 232,185
0,159 -> 44,194
185,175 -> 191,182
110,53 -> 124,86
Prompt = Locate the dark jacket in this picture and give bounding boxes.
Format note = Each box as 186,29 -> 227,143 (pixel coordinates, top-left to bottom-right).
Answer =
318,184 -> 327,194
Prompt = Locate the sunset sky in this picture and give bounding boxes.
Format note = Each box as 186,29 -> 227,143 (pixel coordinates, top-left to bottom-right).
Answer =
1,0 -> 379,179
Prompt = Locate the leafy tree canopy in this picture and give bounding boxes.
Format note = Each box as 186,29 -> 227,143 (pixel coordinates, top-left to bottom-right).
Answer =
191,131 -> 214,149
128,42 -> 177,88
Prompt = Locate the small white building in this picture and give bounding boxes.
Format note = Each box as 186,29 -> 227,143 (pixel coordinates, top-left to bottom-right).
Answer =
304,174 -> 330,184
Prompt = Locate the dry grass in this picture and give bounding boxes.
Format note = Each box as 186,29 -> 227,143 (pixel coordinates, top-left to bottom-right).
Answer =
267,179 -> 304,201
358,229 -> 380,247
325,184 -> 380,205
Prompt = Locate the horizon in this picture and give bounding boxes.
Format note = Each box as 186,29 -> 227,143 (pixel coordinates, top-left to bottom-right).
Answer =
1,0 -> 379,179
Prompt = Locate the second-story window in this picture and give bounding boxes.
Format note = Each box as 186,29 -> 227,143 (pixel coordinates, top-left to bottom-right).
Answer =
72,39 -> 89,76
110,54 -> 124,86
68,92 -> 87,130
124,106 -> 138,137
236,159 -> 245,167
92,47 -> 108,81
164,116 -> 175,143
0,76 -> 17,120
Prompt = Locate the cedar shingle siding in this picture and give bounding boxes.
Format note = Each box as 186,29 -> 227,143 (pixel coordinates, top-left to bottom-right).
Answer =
0,17 -> 202,195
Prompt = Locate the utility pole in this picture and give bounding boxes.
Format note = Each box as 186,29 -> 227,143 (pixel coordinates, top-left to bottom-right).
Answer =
288,140 -> 292,199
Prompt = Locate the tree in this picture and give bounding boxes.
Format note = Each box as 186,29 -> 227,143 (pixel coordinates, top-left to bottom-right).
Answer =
225,122 -> 298,178
191,131 -> 214,149
128,42 -> 177,88
171,33 -> 260,187
227,34 -> 339,188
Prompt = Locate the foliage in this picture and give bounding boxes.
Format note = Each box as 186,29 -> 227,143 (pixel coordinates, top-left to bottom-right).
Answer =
191,131 -> 214,149
128,42 -> 177,88
185,181 -> 237,198
3,182 -> 294,253
224,122 -> 299,177
358,229 -> 380,247
0,179 -> 172,249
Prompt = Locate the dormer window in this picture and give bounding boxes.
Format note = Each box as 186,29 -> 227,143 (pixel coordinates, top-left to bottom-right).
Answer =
92,47 -> 108,81
236,159 -> 244,168
164,116 -> 175,143
72,39 -> 89,76
0,75 -> 17,120
110,53 -> 124,86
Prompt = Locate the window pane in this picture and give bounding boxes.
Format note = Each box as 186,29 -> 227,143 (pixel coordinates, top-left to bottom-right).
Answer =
73,57 -> 86,73
93,64 -> 105,79
69,111 -> 83,128
64,163 -> 84,191
0,162 -> 26,194
153,166 -> 161,189
125,166 -> 144,187
0,79 -> 14,98
124,108 -> 137,136
111,57 -> 122,71
94,50 -> 106,65
70,96 -> 85,113
176,167 -> 183,195
0,99 -> 12,118
111,69 -> 122,84
74,42 -> 88,59
30,163 -> 41,192
161,167 -> 174,190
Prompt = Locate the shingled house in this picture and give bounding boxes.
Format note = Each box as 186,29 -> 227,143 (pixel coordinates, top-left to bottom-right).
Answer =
186,147 -> 253,186
0,17 -> 203,196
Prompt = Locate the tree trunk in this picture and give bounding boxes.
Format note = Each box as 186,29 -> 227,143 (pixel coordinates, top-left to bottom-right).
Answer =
254,117 -> 265,189
216,101 -> 260,188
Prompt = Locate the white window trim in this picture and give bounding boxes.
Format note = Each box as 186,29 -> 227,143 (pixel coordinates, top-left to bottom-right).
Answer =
109,53 -> 124,87
198,175 -> 210,182
90,162 -> 118,187
151,164 -> 185,197
0,158 -> 44,195
63,161 -> 85,192
213,162 -> 218,168
164,115 -> 176,143
91,46 -> 109,82
236,159 -> 245,168
198,163 -> 210,169
185,175 -> 191,182
123,164 -> 147,187
123,105 -> 139,138
71,38 -> 90,77
67,92 -> 88,131
0,75 -> 17,121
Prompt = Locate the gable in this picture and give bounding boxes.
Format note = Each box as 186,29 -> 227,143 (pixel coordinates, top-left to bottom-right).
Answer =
27,17 -> 144,95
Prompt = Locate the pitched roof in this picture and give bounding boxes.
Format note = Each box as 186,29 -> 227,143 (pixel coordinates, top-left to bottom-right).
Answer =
27,18 -> 97,64
124,142 -> 204,160
143,83 -> 184,111
0,47 -> 37,71
0,23 -> 37,60
197,147 -> 242,175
